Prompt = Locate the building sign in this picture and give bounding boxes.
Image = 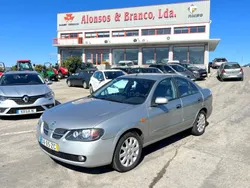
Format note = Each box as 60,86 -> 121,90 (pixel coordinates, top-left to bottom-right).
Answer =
57,1 -> 210,31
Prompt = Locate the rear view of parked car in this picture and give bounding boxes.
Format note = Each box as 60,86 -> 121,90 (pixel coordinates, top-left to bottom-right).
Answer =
217,62 -> 244,81
212,58 -> 228,69
37,74 -> 212,172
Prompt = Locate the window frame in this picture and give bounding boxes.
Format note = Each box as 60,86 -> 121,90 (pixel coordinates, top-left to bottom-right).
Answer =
173,76 -> 200,98
174,26 -> 206,34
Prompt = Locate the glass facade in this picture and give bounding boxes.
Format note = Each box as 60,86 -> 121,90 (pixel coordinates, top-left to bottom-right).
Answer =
173,46 -> 205,64
61,49 -> 83,61
143,47 -> 169,64
85,49 -> 109,64
112,49 -> 139,65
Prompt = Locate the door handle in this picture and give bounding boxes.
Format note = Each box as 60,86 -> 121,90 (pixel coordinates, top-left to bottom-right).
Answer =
198,97 -> 202,102
176,104 -> 181,109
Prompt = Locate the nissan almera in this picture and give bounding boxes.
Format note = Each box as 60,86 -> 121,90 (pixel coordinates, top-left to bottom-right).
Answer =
37,73 -> 212,172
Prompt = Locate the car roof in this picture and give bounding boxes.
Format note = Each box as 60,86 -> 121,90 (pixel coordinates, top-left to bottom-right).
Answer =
227,62 -> 239,64
120,73 -> 175,81
4,71 -> 38,75
100,69 -> 124,72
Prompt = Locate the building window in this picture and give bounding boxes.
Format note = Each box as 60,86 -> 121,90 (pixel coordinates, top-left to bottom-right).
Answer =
85,32 -> 97,38
61,49 -> 82,61
61,33 -> 79,38
174,26 -> 205,34
112,30 -> 139,37
85,49 -> 109,65
156,48 -> 169,63
97,32 -> 110,38
173,46 -> 205,64
189,46 -> 204,64
173,47 -> 189,63
143,47 -> 169,64
142,28 -> 171,35
112,49 -> 138,65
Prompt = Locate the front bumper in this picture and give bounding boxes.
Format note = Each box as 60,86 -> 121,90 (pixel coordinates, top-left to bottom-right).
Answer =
36,126 -> 115,168
0,97 -> 55,116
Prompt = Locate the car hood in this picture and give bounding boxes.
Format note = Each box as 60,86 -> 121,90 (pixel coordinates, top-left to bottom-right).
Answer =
42,97 -> 134,129
179,71 -> 195,77
0,85 -> 51,97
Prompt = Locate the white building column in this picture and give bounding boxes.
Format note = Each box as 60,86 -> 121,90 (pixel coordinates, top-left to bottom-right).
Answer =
82,49 -> 85,63
204,44 -> 209,71
138,47 -> 142,66
109,48 -> 112,65
57,48 -> 62,65
168,45 -> 173,61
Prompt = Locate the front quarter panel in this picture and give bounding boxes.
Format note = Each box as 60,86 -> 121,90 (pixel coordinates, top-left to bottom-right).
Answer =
96,104 -> 149,147
201,88 -> 213,118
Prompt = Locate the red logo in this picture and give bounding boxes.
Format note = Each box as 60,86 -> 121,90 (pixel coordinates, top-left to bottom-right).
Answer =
64,14 -> 74,22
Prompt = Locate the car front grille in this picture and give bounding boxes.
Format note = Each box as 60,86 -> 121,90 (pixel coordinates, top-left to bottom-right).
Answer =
52,128 -> 68,139
6,106 -> 45,114
7,95 -> 45,105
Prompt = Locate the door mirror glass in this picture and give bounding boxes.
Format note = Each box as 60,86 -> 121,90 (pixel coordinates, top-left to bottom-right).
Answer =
155,97 -> 168,105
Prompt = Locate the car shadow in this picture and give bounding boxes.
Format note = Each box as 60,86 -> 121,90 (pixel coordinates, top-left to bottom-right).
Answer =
52,129 -> 192,174
217,77 -> 242,82
1,100 -> 62,121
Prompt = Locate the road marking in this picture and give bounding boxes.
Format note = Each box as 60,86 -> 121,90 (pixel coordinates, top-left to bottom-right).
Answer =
0,130 -> 35,137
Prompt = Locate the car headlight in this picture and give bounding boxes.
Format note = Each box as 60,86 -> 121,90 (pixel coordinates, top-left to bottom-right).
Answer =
44,91 -> 54,98
65,128 -> 104,142
0,95 -> 7,101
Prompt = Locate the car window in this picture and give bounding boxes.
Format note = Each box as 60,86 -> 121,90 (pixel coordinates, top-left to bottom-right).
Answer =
224,64 -> 241,69
99,72 -> 105,80
153,78 -> 177,101
163,65 -> 174,73
169,65 -> 186,72
104,71 -> 125,79
175,77 -> 199,97
93,72 -> 99,79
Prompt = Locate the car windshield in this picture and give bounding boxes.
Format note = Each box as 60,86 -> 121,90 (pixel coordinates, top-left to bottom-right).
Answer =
141,68 -> 162,73
91,78 -> 155,105
216,58 -> 227,62
169,65 -> 186,72
104,71 -> 125,79
18,62 -> 33,71
224,64 -> 241,69
0,73 -> 45,86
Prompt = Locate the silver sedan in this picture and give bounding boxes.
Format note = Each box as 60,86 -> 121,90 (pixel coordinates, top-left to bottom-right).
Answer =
37,74 -> 212,172
217,62 -> 244,81
0,71 -> 55,116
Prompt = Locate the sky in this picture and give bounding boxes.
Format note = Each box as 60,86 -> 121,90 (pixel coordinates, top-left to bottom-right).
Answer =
0,0 -> 249,66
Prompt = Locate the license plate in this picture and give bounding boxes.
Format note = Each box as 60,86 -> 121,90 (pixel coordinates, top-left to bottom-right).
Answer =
40,137 -> 59,151
16,109 -> 36,114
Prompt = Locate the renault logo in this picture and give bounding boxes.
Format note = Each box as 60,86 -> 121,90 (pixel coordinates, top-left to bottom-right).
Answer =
49,121 -> 56,130
22,96 -> 29,103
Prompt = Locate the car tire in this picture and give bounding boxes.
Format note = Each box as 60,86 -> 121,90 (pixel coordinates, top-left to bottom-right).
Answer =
240,77 -> 244,81
89,85 -> 93,94
67,80 -> 72,87
58,72 -> 63,79
191,110 -> 207,136
82,81 -> 88,89
112,132 -> 143,172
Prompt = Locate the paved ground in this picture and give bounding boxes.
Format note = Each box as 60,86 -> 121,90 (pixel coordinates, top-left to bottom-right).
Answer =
1,69 -> 250,188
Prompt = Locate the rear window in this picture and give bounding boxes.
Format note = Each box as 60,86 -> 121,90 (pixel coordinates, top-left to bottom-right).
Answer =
224,64 -> 241,69
216,58 -> 227,62
104,71 -> 125,79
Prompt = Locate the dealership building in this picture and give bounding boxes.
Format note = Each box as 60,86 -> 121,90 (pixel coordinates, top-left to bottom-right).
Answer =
53,0 -> 220,70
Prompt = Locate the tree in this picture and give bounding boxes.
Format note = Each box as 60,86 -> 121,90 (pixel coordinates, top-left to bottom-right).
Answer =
34,64 -> 44,73
62,56 -> 82,74
10,65 -> 17,71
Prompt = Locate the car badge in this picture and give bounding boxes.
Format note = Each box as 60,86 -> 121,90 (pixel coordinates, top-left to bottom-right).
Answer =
22,96 -> 29,103
49,121 -> 56,130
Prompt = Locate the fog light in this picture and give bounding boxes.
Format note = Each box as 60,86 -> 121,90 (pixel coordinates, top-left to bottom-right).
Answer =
78,155 -> 86,162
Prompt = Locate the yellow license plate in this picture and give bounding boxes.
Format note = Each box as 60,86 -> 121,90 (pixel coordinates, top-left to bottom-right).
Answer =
40,137 -> 59,151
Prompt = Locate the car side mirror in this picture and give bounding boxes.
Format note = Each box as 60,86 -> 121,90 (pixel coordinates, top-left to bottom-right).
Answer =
152,97 -> 168,107
98,78 -> 104,82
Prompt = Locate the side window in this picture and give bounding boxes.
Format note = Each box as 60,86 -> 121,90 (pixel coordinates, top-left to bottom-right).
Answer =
93,72 -> 99,79
99,72 -> 105,80
153,78 -> 177,101
164,66 -> 174,73
175,77 -> 199,97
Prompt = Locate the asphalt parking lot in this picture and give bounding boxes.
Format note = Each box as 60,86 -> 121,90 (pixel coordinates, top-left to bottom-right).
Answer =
1,69 -> 250,188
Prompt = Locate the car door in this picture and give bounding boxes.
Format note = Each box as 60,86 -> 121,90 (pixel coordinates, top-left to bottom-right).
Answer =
174,76 -> 203,130
147,77 -> 182,141
90,71 -> 100,91
96,71 -> 106,89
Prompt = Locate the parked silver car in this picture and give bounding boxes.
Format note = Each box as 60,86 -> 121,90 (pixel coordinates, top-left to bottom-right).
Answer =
0,71 -> 55,116
217,62 -> 244,81
212,58 -> 228,69
37,74 -> 212,172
